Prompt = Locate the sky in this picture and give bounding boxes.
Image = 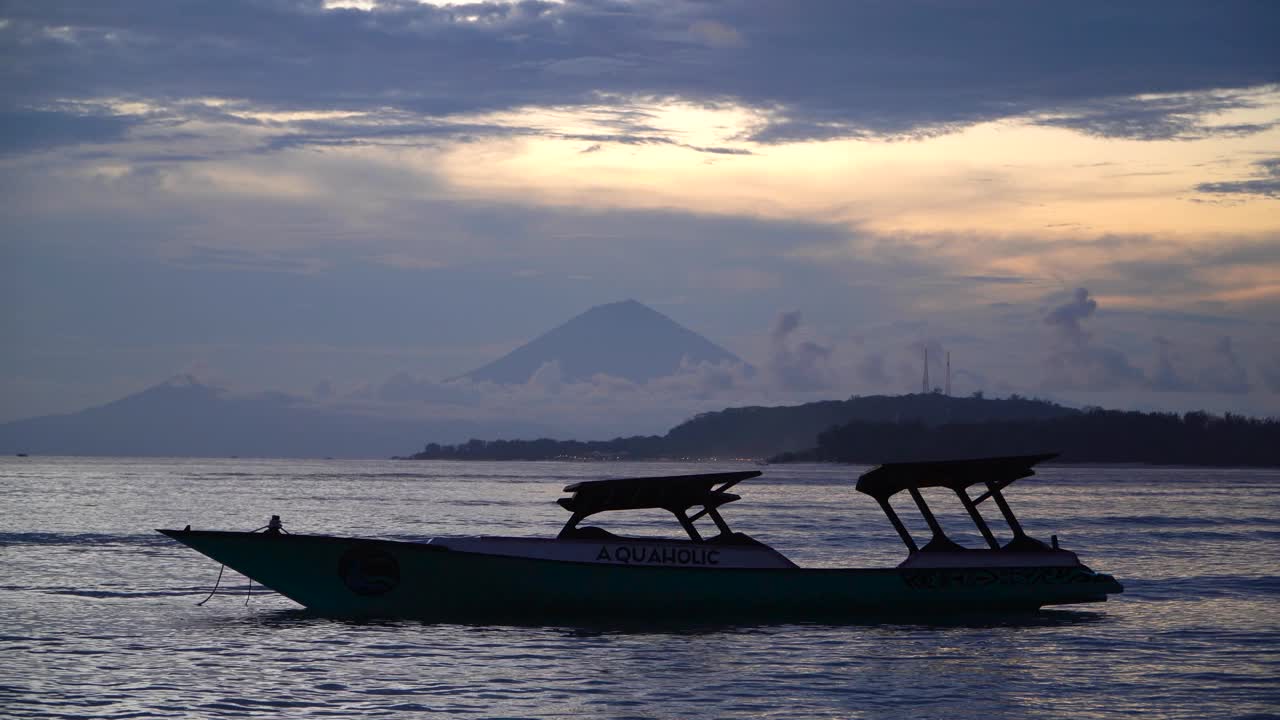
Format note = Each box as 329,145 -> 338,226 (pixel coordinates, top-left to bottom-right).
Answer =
2,0 -> 1278,436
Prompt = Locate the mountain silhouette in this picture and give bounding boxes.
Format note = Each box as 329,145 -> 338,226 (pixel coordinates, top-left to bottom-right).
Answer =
406,392 -> 1081,460
0,375 -> 550,458
463,299 -> 748,384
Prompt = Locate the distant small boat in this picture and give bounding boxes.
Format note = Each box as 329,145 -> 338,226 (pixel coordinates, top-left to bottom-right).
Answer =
158,454 -> 1122,620
15,453 -> 28,457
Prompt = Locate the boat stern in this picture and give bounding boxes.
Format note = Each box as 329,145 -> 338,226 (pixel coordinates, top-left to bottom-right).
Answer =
895,550 -> 1123,608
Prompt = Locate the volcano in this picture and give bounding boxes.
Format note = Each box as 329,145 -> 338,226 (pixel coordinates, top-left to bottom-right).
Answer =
463,300 -> 748,384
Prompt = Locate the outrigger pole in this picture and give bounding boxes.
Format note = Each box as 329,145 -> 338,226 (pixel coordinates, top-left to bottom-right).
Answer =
855,454 -> 1057,552
875,497 -> 918,552
556,471 -> 759,542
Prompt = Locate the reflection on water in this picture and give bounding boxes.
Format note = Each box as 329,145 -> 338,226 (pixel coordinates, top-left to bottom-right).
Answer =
226,606 -> 1113,637
1,457 -> 1278,718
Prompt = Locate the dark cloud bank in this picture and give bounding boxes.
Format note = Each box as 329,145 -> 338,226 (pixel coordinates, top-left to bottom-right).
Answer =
2,0 -> 1277,153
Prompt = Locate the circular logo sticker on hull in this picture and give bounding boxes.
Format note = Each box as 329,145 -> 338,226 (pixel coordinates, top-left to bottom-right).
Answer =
338,546 -> 401,596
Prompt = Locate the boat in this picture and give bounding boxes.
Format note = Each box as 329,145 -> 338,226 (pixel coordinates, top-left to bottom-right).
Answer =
158,454 -> 1122,619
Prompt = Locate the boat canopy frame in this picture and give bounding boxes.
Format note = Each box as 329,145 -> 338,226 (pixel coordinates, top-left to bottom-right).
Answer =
557,471 -> 759,542
855,453 -> 1058,552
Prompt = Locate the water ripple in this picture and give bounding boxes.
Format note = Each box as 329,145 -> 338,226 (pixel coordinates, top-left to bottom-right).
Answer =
1,458 -> 1278,719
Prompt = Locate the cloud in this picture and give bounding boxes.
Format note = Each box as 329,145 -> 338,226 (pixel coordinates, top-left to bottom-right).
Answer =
960,275 -> 1030,285
346,356 -> 759,437
767,311 -> 834,392
1044,288 -> 1098,347
647,358 -> 751,400
1196,157 -> 1280,199
1034,91 -> 1278,141
1045,342 -> 1146,391
1041,295 -> 1263,397
1199,336 -> 1250,393
1262,357 -> 1280,394
556,132 -> 754,156
332,311 -> 873,437
1042,288 -> 1147,390
1150,335 -> 1253,394
688,20 -> 745,49
0,109 -> 138,155
201,277 -> 1276,436
771,311 -> 802,341
2,0 -> 1277,155
854,352 -> 889,386
527,360 -> 563,394
375,372 -> 481,405
1151,336 -> 1190,391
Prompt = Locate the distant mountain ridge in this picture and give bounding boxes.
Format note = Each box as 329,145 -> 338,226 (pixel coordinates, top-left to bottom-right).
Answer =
784,409 -> 1280,466
404,394 -> 1280,466
658,392 -> 1076,458
0,300 -> 749,458
463,299 -> 748,384
0,375 -> 550,458
405,393 -> 1079,460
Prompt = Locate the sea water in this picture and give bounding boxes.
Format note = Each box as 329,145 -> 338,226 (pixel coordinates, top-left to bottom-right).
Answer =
1,457 -> 1277,719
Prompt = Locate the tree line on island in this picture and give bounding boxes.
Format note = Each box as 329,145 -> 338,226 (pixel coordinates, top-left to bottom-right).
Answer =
774,409 -> 1278,466
400,393 -> 1280,467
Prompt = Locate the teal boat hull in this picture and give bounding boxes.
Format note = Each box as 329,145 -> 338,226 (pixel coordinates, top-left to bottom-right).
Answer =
159,530 -> 1123,619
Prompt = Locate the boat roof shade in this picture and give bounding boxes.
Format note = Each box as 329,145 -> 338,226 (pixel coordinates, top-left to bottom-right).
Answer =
559,471 -> 760,516
855,453 -> 1058,501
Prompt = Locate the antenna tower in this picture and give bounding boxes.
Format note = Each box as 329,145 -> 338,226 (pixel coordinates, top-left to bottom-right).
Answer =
922,347 -> 929,393
946,352 -> 951,396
